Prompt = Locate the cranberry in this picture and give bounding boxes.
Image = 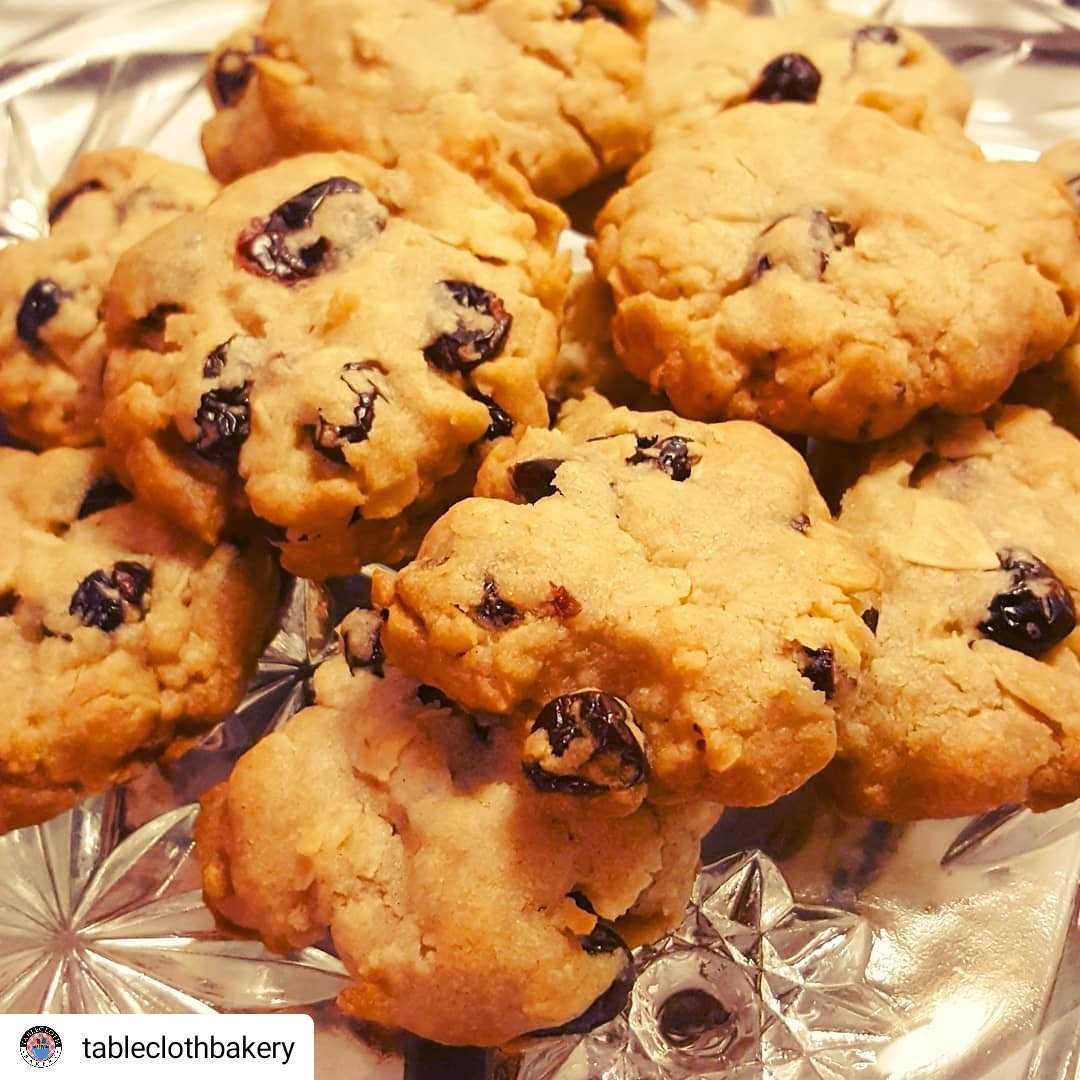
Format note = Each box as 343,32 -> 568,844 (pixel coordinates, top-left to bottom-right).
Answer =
211,35 -> 269,108
523,690 -> 647,795
749,54 -> 822,104
237,177 -> 377,283
193,384 -> 250,464
511,458 -> 562,503
979,549 -> 1076,657
16,280 -> 64,349
473,577 -> 521,630
798,646 -> 835,698
70,561 -> 152,632
424,281 -> 512,374
627,435 -> 694,481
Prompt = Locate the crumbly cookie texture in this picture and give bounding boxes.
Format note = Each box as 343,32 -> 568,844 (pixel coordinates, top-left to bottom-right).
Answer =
197,646 -> 719,1046
201,0 -> 654,200
103,151 -> 567,578
0,150 -> 219,449
647,4 -> 972,138
550,268 -> 662,409
1008,141 -> 1080,436
593,104 -> 1080,441
0,446 -> 275,834
372,393 -> 879,807
828,407 -> 1080,820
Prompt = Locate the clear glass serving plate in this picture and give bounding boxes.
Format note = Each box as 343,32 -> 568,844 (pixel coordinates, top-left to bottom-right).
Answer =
0,2 -> 1078,1078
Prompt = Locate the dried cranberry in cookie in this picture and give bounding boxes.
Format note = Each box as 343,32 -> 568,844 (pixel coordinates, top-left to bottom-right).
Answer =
749,53 -> 821,103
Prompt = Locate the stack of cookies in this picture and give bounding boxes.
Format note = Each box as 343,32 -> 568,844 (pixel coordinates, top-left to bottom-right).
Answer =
2,0 -> 1078,1051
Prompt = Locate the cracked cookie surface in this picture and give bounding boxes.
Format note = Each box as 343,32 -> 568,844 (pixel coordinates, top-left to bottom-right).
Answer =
197,642 -> 719,1046
829,406 -> 1080,820
647,4 -> 971,138
593,103 -> 1080,441
0,446 -> 275,833
0,150 -> 219,448
102,151 -> 567,578
373,393 -> 879,807
201,0 -> 653,200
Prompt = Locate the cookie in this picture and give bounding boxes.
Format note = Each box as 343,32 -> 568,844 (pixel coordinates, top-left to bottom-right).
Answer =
828,407 -> 1080,820
0,446 -> 276,833
1008,141 -> 1080,436
646,5 -> 972,138
593,103 -> 1080,441
201,0 -> 653,200
372,393 -> 879,807
102,151 -> 567,578
197,638 -> 720,1046
0,150 -> 219,448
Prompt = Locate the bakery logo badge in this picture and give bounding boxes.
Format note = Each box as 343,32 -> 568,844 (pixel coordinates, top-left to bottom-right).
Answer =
19,1026 -> 62,1069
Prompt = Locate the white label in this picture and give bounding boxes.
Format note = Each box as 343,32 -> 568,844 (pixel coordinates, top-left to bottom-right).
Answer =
3,1015 -> 313,1078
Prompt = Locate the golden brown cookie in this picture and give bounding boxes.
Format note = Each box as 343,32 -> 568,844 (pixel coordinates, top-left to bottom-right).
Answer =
829,407 -> 1080,820
594,104 -> 1080,441
373,393 -> 879,807
102,151 -> 567,578
198,641 -> 719,1046
0,446 -> 275,833
0,150 -> 218,448
201,0 -> 654,200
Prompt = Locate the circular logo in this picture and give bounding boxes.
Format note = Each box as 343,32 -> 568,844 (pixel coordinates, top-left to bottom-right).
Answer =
20,1027 -> 62,1069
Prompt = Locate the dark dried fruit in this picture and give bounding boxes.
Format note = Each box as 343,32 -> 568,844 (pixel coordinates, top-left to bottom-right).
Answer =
854,24 -> 900,46
342,610 -> 385,678
791,513 -> 811,534
203,338 -> 233,378
755,210 -> 853,281
416,684 -> 455,709
473,577 -> 521,630
211,36 -> 268,108
627,434 -> 694,481
511,458 -> 562,503
0,590 -> 19,616
237,177 -> 369,283
78,474 -> 133,519
424,281 -> 512,374
16,280 -> 64,349
70,561 -> 152,632
749,53 -> 822,104
528,930 -> 634,1038
978,548 -> 1076,657
798,646 -> 835,698
194,384 -> 250,463
861,607 -> 880,635
544,584 -> 581,620
48,179 -> 104,225
658,989 -> 732,1050
469,390 -> 514,440
314,362 -> 387,463
569,2 -> 625,23
523,690 -> 647,795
